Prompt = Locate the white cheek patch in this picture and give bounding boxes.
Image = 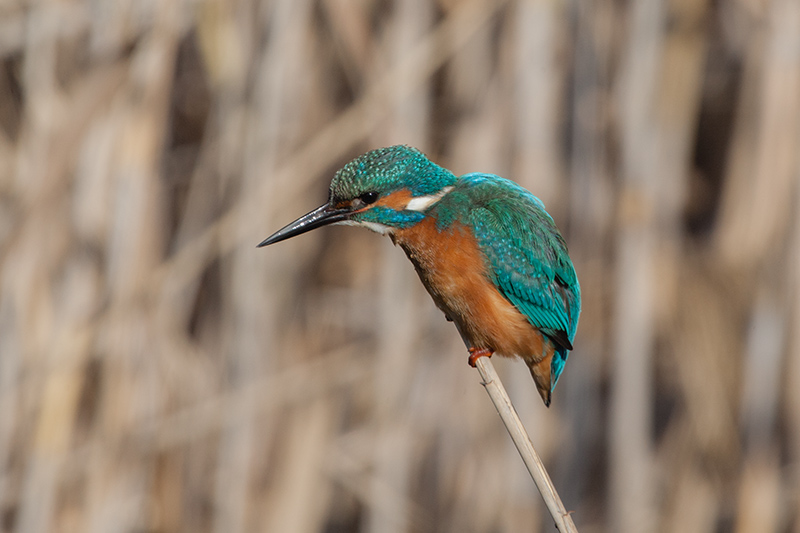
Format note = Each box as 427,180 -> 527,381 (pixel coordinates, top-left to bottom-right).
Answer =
336,219 -> 393,235
405,186 -> 454,212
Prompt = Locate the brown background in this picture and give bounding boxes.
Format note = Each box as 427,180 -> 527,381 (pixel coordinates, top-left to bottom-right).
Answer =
0,0 -> 798,531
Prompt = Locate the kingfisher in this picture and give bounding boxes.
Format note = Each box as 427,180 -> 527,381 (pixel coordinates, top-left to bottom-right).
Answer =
258,146 -> 580,406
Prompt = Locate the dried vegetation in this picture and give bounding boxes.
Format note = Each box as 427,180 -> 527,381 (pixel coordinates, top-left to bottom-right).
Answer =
0,0 -> 798,532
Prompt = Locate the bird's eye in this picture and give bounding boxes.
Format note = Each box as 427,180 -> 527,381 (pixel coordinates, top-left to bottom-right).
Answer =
359,191 -> 379,205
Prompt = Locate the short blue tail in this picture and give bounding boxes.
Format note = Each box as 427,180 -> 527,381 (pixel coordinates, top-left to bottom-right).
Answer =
550,347 -> 569,392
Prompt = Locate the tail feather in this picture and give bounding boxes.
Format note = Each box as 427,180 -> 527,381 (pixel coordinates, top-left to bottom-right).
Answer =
550,347 -> 569,390
526,345 -> 554,407
526,344 -> 569,408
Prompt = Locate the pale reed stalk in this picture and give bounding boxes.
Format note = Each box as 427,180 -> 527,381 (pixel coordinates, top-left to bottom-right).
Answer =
473,357 -> 578,533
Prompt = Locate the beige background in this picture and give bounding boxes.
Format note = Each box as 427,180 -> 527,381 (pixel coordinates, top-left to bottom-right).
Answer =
0,0 -> 798,532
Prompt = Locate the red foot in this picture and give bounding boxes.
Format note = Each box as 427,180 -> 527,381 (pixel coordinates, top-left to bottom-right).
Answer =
468,348 -> 494,367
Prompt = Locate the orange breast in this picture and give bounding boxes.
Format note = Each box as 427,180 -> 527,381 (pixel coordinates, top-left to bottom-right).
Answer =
392,217 -> 550,366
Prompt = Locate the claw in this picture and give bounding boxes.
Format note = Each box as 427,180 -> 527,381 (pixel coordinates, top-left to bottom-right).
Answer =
468,347 -> 493,367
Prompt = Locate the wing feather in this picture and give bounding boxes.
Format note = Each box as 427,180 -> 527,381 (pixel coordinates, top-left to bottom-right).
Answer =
461,174 -> 580,351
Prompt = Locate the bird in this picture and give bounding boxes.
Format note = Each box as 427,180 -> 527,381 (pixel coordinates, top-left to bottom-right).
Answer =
258,145 -> 580,406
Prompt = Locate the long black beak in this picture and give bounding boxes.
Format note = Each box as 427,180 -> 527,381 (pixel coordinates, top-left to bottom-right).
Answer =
257,202 -> 351,247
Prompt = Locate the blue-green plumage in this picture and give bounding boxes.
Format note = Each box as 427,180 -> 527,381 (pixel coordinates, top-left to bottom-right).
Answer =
332,146 -> 458,203
432,173 -> 580,390
259,145 -> 581,406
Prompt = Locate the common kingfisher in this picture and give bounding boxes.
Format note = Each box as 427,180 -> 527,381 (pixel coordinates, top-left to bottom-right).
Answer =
259,146 -> 580,406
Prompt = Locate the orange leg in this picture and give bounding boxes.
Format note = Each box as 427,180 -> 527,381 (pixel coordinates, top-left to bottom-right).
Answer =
468,347 -> 494,367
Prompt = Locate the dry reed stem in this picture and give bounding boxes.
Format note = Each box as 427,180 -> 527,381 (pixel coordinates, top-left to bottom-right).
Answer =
473,357 -> 578,533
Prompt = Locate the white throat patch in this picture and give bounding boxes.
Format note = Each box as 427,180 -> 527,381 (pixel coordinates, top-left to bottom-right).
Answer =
405,186 -> 454,212
336,219 -> 393,235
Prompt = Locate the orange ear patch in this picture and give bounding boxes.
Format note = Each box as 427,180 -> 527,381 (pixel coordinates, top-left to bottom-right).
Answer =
345,189 -> 414,213
373,189 -> 414,210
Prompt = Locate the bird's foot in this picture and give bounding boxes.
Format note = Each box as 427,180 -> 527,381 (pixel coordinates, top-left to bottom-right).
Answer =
468,348 -> 493,367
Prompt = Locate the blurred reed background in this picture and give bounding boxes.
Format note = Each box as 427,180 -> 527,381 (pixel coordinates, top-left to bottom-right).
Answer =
0,0 -> 798,532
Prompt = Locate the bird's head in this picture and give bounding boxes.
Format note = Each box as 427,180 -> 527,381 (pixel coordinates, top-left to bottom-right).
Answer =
258,145 -> 457,246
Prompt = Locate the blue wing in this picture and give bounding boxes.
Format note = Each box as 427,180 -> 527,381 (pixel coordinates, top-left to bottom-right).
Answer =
460,174 -> 581,389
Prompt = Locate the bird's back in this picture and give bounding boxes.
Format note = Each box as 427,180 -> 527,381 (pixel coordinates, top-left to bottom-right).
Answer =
429,173 -> 581,399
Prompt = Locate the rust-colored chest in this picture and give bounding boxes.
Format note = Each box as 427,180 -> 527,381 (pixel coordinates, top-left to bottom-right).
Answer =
391,217 -> 548,364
